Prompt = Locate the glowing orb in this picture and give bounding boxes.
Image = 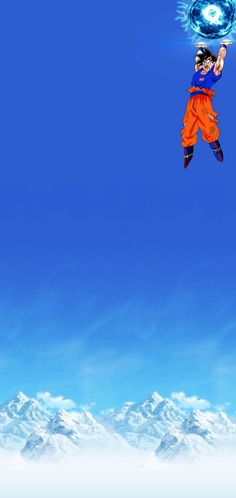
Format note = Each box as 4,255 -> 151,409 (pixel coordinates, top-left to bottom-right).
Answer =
188,0 -> 236,39
202,5 -> 223,25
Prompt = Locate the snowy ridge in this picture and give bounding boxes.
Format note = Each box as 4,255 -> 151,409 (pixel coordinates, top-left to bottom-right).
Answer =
156,431 -> 212,462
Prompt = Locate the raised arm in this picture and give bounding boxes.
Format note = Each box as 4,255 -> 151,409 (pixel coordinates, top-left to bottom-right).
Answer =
214,40 -> 232,75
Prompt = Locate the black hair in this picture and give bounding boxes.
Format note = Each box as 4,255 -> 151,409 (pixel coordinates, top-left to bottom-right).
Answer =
195,48 -> 217,65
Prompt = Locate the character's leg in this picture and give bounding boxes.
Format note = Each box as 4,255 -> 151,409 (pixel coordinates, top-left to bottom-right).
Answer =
183,145 -> 194,169
197,98 -> 223,162
209,140 -> 223,162
181,101 -> 199,147
181,100 -> 199,168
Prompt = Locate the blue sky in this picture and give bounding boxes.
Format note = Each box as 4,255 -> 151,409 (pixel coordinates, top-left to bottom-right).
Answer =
0,0 -> 236,413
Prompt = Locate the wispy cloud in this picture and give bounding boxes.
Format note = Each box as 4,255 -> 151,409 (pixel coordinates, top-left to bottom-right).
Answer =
80,349 -> 148,377
215,402 -> 231,411
37,391 -> 77,410
79,402 -> 96,411
171,391 -> 211,410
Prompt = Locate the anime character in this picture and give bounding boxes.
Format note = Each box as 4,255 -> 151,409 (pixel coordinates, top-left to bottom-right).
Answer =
181,40 -> 232,168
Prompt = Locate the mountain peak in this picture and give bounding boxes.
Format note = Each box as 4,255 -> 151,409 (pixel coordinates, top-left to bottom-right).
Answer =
14,392 -> 29,404
5,392 -> 30,416
140,391 -> 164,412
148,392 -> 164,403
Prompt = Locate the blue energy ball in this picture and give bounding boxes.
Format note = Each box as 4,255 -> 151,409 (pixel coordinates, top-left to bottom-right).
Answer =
188,0 -> 236,39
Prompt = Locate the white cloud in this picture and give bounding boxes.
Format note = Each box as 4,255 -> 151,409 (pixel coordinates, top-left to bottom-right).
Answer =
171,391 -> 211,410
37,391 -> 76,410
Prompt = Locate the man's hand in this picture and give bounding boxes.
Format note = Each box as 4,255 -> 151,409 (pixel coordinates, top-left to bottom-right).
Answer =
220,40 -> 232,47
195,42 -> 207,49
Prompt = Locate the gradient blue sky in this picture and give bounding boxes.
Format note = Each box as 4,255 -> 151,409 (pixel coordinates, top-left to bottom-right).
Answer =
0,0 -> 236,413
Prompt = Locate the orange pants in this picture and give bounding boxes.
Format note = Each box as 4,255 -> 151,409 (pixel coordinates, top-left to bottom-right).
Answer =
181,87 -> 220,147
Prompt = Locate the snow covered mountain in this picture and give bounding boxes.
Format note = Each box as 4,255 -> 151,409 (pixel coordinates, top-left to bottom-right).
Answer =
156,431 -> 212,461
0,390 -> 235,462
100,391 -> 186,451
155,409 -> 236,461
22,409 -> 128,462
183,409 -> 236,440
101,392 -> 236,459
0,392 -> 50,451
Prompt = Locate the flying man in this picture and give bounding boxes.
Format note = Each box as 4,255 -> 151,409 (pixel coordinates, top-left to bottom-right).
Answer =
181,40 -> 232,168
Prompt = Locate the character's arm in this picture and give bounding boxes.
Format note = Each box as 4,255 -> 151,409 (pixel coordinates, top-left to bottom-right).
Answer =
213,40 -> 232,76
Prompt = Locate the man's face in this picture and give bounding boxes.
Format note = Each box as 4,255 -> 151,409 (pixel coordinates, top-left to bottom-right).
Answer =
202,57 -> 214,72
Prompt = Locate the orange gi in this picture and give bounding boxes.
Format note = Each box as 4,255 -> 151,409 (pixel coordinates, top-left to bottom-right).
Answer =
181,86 -> 220,148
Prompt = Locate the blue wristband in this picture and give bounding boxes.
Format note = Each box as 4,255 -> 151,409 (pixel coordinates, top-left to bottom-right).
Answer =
221,44 -> 228,49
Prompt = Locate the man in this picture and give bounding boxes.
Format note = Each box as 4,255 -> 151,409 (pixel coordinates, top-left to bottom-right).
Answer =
181,40 -> 232,168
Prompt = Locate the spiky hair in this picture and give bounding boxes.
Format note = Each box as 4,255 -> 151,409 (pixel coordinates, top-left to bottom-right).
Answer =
195,47 -> 217,65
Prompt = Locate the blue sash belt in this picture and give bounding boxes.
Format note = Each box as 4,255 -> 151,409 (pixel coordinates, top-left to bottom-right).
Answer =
190,91 -> 209,98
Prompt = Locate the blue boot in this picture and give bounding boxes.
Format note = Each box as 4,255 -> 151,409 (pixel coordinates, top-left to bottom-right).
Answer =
209,141 -> 223,163
184,146 -> 194,168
